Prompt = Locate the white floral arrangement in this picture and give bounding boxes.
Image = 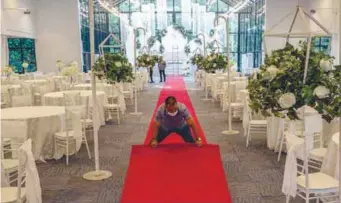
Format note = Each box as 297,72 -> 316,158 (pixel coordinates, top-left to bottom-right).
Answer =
22,62 -> 29,69
2,65 -> 13,76
247,42 -> 341,122
61,61 -> 79,77
56,60 -> 64,71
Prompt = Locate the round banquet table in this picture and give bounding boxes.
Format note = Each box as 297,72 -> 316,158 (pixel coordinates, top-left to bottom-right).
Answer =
73,83 -> 111,91
0,106 -> 82,160
43,90 -> 106,125
321,132 -> 339,179
24,79 -> 48,84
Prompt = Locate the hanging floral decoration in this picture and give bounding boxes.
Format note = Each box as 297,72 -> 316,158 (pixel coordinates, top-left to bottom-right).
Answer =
136,40 -> 141,50
147,37 -> 156,48
159,45 -> 165,54
173,25 -> 187,38
184,45 -> 191,55
194,38 -> 202,45
247,41 -> 341,122
209,29 -> 215,37
161,29 -> 167,37
92,53 -> 134,83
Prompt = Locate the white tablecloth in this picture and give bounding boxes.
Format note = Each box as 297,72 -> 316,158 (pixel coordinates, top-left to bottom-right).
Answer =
0,106 -> 82,160
43,90 -> 106,125
73,83 -> 111,91
24,79 -> 48,84
321,133 -> 339,179
267,107 -> 339,151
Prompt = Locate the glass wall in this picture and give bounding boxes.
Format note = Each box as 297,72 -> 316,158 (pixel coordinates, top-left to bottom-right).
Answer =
7,38 -> 37,73
79,0 -> 265,72
79,0 -> 121,72
313,37 -> 331,54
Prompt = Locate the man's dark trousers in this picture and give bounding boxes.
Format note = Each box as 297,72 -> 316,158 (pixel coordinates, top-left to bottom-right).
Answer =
156,125 -> 195,143
159,70 -> 166,82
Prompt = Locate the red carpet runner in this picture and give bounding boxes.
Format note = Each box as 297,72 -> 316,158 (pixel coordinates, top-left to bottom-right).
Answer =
121,77 -> 232,203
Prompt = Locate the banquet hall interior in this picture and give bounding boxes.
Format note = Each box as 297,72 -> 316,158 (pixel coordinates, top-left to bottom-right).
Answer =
1,0 -> 341,202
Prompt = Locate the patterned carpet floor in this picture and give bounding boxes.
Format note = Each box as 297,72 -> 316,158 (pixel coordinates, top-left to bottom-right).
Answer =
37,80 -> 305,203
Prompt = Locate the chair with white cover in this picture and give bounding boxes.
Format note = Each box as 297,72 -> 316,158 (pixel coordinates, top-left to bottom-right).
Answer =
283,115 -> 339,203
244,96 -> 268,147
34,83 -> 54,105
104,84 -> 122,124
120,82 -> 133,105
277,119 -> 305,161
223,81 -> 247,119
1,139 -> 42,203
80,97 -> 92,159
303,114 -> 327,170
1,119 -> 28,185
63,92 -> 82,107
8,84 -> 34,107
54,107 -> 87,165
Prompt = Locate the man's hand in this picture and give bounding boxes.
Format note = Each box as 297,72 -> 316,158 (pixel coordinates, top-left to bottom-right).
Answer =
150,138 -> 158,148
195,137 -> 203,147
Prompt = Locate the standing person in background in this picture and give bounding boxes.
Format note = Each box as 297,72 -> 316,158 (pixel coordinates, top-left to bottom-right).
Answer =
149,65 -> 154,83
158,56 -> 166,82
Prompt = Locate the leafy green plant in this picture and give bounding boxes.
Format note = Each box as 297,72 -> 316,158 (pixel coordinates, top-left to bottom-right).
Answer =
190,54 -> 204,68
92,53 -> 134,83
136,54 -> 159,68
200,52 -> 228,73
147,37 -> 156,48
247,42 -> 341,122
184,45 -> 191,55
159,45 -> 165,54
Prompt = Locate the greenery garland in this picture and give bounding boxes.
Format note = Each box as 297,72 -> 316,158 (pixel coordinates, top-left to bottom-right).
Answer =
147,37 -> 156,48
247,41 -> 341,122
136,40 -> 141,50
92,53 -> 134,83
209,29 -> 215,37
159,45 -> 165,54
194,38 -> 202,45
184,45 -> 191,55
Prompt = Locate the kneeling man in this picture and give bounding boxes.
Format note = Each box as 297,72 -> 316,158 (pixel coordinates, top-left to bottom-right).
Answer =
150,96 -> 202,148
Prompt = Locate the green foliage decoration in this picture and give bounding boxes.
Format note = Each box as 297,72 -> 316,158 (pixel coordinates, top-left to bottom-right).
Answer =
136,54 -> 159,68
200,52 -> 228,73
92,53 -> 134,83
184,45 -> 191,55
190,54 -> 204,68
247,42 -> 341,123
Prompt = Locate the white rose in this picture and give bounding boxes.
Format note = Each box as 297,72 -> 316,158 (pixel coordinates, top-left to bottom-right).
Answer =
22,62 -> 29,68
71,61 -> 78,67
213,63 -> 217,68
208,57 -> 213,61
279,93 -> 296,109
115,62 -> 122,67
320,59 -> 333,72
56,61 -> 63,68
313,85 -> 330,99
266,65 -> 279,80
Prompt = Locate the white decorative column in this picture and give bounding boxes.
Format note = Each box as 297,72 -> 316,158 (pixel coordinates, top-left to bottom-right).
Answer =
83,0 -> 112,181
